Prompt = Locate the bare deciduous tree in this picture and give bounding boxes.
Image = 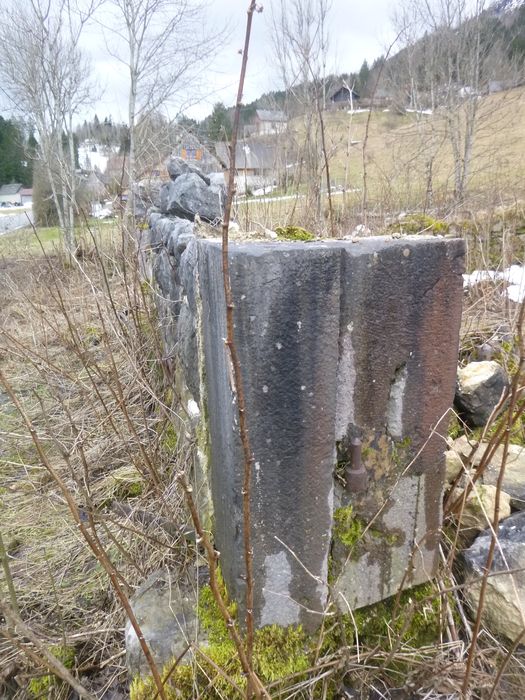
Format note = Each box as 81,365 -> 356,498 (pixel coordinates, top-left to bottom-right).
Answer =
271,0 -> 335,235
387,0 -> 524,206
0,0 -> 95,252
103,0 -> 223,226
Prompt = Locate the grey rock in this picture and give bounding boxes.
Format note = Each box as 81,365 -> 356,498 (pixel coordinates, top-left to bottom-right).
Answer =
162,173 -> 221,223
125,569 -> 199,676
167,156 -> 211,186
148,211 -> 162,228
159,182 -> 170,213
484,444 -> 525,510
176,301 -> 200,404
179,238 -> 199,313
452,483 -> 511,530
455,361 -> 508,427
165,219 -> 194,257
150,217 -> 176,250
464,511 -> 525,641
153,249 -> 181,304
445,448 -> 465,483
452,437 -> 525,510
175,231 -> 196,259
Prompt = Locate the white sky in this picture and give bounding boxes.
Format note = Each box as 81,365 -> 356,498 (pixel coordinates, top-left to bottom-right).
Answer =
82,0 -> 397,124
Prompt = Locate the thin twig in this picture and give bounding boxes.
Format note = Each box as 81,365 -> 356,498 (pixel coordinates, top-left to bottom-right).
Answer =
176,472 -> 270,699
221,2 -> 260,695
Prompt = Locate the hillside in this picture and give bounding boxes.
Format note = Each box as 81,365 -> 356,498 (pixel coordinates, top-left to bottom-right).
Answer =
287,85 -> 525,212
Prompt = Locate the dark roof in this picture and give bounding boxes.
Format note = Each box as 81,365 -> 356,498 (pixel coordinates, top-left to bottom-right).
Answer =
329,85 -> 359,102
0,183 -> 23,196
215,140 -> 278,171
255,109 -> 287,123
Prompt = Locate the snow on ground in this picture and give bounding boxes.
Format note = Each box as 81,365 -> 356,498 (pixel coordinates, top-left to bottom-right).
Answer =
78,144 -> 109,173
464,265 -> 525,303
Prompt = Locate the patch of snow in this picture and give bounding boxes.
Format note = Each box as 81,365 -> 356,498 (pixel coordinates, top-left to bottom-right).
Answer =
405,108 -> 433,115
464,265 -> 525,302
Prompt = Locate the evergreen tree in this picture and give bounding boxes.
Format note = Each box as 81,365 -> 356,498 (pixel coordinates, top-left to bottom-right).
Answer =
0,117 -> 33,186
206,102 -> 232,141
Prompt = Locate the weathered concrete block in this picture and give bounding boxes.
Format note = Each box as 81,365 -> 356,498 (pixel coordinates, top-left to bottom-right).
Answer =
331,238 -> 464,610
197,236 -> 464,629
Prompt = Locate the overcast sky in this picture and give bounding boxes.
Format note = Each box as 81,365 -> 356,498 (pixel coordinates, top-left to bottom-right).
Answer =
84,0 -> 397,124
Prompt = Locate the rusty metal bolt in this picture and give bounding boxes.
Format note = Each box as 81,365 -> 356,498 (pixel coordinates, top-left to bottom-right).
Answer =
345,437 -> 368,493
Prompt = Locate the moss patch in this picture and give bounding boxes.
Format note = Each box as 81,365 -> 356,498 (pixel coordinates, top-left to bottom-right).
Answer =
325,582 -> 443,658
275,225 -> 315,241
130,571 -> 310,699
388,213 -> 449,236
28,645 -> 76,698
333,505 -> 365,549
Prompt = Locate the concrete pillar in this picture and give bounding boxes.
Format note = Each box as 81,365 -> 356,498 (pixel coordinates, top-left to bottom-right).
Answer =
196,236 -> 464,630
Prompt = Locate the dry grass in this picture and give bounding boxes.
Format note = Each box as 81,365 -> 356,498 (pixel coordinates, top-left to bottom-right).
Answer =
0,227 -> 194,696
237,86 -> 525,235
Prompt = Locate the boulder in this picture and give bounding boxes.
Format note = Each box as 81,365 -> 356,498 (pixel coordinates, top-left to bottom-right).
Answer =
451,436 -> 525,510
166,156 -> 210,186
125,569 -> 200,676
464,511 -> 525,641
452,484 -> 511,530
455,361 -> 508,427
445,448 -> 465,484
484,444 -> 525,510
161,173 -> 222,223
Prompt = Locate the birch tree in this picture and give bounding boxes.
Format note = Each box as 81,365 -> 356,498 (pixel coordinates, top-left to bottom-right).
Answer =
0,0 -> 95,252
104,0 -> 222,226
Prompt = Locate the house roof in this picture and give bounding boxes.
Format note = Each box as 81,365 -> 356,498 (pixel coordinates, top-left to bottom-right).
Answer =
0,183 -> 23,196
329,85 -> 359,102
255,109 -> 287,123
215,140 -> 278,171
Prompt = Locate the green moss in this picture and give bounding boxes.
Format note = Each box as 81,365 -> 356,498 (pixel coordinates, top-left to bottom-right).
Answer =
332,505 -> 401,560
324,582 -> 442,659
275,225 -> 315,241
28,645 -> 76,698
130,571 -> 310,699
333,505 -> 365,548
388,214 -> 449,236
162,422 -> 178,451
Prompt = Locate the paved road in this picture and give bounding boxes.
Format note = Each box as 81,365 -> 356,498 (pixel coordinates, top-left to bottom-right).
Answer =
0,208 -> 33,235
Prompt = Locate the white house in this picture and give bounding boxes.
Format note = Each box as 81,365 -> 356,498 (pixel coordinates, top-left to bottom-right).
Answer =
0,183 -> 23,205
253,110 -> 287,136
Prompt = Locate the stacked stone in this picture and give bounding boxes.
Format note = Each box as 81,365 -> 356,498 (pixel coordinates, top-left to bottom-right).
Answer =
146,157 -> 224,401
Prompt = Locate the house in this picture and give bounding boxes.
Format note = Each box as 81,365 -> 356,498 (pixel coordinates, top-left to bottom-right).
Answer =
171,136 -> 220,173
20,188 -> 33,205
251,110 -> 287,136
214,139 -> 283,194
0,183 -> 23,205
329,84 -> 360,110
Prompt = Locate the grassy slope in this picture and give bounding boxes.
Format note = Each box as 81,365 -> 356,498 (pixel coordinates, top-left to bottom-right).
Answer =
292,85 -> 525,211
